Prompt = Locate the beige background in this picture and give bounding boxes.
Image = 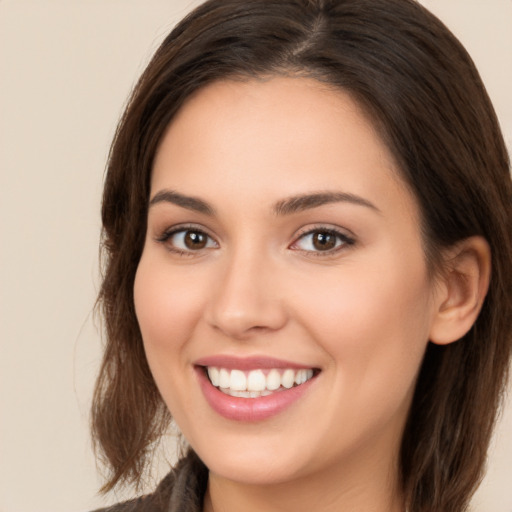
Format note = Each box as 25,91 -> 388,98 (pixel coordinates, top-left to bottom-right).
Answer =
0,1 -> 510,511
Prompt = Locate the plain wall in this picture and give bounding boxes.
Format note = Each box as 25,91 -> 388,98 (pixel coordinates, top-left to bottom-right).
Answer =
0,1 -> 510,511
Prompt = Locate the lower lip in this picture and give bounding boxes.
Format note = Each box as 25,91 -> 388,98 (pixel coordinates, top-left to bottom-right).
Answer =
196,367 -> 317,422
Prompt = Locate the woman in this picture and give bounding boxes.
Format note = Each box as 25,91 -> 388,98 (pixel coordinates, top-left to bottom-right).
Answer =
91,0 -> 512,511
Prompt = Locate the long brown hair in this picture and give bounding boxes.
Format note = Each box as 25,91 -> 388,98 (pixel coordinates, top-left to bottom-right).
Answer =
92,1 -> 512,510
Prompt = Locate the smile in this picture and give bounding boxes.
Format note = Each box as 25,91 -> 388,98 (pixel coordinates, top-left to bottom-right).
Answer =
206,367 -> 315,398
194,356 -> 320,421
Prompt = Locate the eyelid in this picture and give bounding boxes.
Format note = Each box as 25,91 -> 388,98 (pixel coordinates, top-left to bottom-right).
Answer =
153,222 -> 355,257
155,223 -> 219,254
289,225 -> 356,255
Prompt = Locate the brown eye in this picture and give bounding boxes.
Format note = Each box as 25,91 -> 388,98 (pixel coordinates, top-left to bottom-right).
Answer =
159,228 -> 218,253
312,232 -> 337,251
184,231 -> 208,249
291,228 -> 354,254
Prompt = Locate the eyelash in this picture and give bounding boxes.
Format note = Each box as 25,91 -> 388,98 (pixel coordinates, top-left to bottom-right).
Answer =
155,224 -> 218,257
290,226 -> 356,257
155,225 -> 355,257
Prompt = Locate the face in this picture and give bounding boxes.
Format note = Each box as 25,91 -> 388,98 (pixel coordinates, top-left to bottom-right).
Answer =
134,77 -> 438,489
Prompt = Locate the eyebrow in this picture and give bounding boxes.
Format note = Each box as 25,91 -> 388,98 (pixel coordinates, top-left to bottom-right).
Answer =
149,189 -> 380,217
273,191 -> 380,216
149,190 -> 216,216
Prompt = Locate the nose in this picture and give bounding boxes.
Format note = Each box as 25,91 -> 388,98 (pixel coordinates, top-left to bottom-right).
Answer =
205,249 -> 288,340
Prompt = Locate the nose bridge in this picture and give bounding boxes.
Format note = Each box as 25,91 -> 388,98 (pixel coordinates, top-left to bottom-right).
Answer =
206,241 -> 287,338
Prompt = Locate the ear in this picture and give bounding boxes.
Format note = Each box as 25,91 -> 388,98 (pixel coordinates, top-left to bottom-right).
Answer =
429,236 -> 491,345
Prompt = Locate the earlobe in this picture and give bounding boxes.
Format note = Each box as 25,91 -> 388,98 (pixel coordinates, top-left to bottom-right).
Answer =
429,236 -> 491,346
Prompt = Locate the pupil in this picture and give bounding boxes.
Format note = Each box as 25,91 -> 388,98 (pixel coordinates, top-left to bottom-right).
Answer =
313,232 -> 336,251
185,231 -> 206,249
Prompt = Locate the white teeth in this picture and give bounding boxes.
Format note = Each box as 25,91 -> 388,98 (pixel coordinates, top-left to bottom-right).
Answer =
266,369 -> 281,390
295,369 -> 313,385
208,367 -> 220,386
281,369 -> 295,389
247,369 -> 266,391
219,368 -> 230,388
206,366 -> 315,396
227,389 -> 248,397
229,369 -> 247,391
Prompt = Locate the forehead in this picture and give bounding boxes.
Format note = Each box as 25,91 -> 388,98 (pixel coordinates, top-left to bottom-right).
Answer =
151,76 -> 416,220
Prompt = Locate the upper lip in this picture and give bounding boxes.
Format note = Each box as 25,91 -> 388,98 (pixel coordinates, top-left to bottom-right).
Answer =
194,355 -> 316,371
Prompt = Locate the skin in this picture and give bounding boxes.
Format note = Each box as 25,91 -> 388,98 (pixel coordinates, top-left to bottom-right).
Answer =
134,77 -> 486,512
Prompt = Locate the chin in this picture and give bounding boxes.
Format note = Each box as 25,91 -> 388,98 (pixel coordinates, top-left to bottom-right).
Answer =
206,456 -> 306,486
190,433 -> 313,485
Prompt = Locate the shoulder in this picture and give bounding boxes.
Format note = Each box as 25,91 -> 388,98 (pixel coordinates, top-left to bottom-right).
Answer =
90,471 -> 175,512
90,452 -> 208,512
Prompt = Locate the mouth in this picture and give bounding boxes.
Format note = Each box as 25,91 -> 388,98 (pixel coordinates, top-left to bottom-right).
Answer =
194,355 -> 320,421
203,366 -> 317,398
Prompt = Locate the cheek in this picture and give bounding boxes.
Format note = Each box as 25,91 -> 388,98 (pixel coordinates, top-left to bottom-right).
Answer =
292,257 -> 433,380
133,253 -> 215,423
133,254 -> 206,358
295,264 -> 433,444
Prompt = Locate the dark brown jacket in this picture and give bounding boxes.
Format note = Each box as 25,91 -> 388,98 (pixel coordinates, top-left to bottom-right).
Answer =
93,452 -> 208,512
